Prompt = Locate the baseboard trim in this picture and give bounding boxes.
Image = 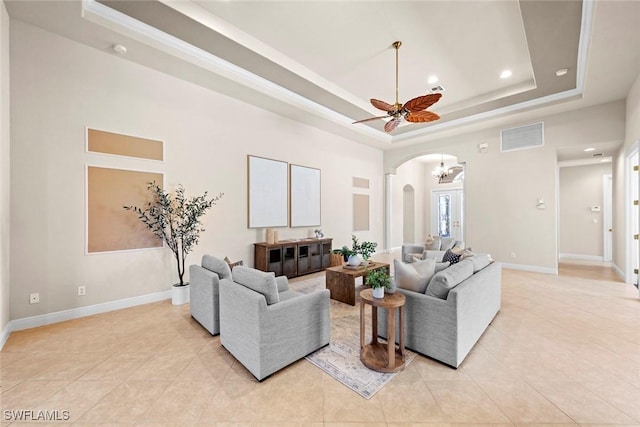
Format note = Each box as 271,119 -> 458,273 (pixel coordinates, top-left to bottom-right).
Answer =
1,290 -> 171,349
0,322 -> 11,350
559,253 -> 605,262
611,263 -> 626,282
501,262 -> 558,275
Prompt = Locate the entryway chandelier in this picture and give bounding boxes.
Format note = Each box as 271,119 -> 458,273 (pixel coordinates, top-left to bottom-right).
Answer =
432,155 -> 450,183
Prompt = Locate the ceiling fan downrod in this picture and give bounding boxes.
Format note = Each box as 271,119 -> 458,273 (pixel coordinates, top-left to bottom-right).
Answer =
393,41 -> 402,110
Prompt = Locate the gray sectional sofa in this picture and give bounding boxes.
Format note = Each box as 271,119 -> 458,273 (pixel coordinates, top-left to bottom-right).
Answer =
378,253 -> 501,368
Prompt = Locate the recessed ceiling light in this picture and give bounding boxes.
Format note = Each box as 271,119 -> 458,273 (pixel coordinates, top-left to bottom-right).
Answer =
584,147 -> 595,152
112,44 -> 127,55
500,69 -> 512,79
555,68 -> 569,77
427,75 -> 438,85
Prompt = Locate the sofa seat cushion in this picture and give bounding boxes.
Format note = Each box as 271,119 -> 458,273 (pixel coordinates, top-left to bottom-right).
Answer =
394,258 -> 436,293
202,255 -> 232,280
425,259 -> 474,299
231,266 -> 279,305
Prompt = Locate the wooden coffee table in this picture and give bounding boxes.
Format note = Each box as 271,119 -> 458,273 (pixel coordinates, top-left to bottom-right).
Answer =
359,288 -> 406,373
324,262 -> 390,306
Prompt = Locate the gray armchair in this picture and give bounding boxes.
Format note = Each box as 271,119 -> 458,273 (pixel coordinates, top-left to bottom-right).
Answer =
189,255 -> 232,335
219,266 -> 330,381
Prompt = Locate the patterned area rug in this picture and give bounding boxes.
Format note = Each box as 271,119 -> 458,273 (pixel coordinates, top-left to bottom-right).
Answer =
291,276 -> 416,399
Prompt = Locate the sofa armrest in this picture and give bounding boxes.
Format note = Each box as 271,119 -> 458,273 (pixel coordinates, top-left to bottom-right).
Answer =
275,275 -> 290,292
189,264 -> 222,335
401,243 -> 425,263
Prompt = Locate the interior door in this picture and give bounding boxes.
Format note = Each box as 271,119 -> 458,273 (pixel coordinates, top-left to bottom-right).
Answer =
431,189 -> 464,241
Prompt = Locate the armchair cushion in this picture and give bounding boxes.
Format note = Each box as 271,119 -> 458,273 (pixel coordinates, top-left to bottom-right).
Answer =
202,255 -> 232,280
232,266 -> 279,305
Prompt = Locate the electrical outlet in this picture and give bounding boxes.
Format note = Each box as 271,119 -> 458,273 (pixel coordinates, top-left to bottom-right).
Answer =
510,252 -> 517,258
78,286 -> 86,296
29,292 -> 39,304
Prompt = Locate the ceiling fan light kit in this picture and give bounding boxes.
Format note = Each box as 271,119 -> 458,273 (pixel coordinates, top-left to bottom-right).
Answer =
353,41 -> 442,133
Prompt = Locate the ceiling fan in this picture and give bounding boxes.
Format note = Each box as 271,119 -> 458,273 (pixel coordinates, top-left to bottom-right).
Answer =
353,41 -> 442,133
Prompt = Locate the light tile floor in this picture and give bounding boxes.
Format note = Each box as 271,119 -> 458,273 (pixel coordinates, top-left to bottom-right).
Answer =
1,252 -> 639,426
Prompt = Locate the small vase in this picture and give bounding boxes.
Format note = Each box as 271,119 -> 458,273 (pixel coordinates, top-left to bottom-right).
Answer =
384,279 -> 396,294
372,287 -> 385,298
347,254 -> 362,266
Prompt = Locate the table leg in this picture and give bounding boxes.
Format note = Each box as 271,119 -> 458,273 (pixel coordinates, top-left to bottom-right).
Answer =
388,307 -> 395,369
371,306 -> 378,344
360,299 -> 365,349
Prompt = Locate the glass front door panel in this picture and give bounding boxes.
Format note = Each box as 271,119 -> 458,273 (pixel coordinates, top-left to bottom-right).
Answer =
438,194 -> 451,237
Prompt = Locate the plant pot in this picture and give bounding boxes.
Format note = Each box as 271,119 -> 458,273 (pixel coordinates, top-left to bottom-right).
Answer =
372,287 -> 385,299
347,254 -> 362,267
171,283 -> 190,305
384,279 -> 396,294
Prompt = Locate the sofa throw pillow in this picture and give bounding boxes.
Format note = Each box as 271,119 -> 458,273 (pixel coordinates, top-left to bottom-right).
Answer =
394,258 -> 436,293
435,262 -> 450,273
231,266 -> 279,305
467,253 -> 493,272
425,259 -> 474,299
422,250 -> 445,262
440,237 -> 457,251
424,235 -> 441,250
201,255 -> 232,280
443,249 -> 462,265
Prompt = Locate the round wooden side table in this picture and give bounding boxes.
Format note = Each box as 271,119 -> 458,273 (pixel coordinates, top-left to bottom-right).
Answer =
359,288 -> 406,373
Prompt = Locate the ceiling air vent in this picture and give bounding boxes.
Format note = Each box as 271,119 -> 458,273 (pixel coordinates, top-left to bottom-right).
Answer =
500,122 -> 544,152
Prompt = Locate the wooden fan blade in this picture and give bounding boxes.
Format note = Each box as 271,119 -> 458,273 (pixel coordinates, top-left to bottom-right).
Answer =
352,115 -> 388,124
403,93 -> 442,112
384,117 -> 402,132
370,99 -> 396,112
405,110 -> 441,123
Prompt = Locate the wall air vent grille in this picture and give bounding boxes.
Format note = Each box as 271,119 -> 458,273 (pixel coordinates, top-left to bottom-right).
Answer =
500,122 -> 544,152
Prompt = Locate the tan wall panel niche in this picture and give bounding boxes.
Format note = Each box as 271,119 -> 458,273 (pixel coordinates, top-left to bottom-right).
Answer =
88,128 -> 163,161
353,194 -> 370,231
88,167 -> 163,253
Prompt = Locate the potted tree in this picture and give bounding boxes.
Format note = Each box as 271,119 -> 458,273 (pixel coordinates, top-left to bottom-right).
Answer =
124,182 -> 223,305
365,267 -> 391,298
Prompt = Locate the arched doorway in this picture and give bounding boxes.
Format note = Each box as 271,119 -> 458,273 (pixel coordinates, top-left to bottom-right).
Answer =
403,185 -> 415,243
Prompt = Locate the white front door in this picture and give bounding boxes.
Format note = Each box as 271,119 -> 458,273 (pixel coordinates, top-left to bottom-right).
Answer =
431,189 -> 464,241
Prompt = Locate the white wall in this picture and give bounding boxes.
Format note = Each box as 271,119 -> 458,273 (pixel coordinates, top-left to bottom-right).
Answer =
391,158 -> 425,247
385,101 -> 625,273
0,1 -> 10,338
559,163 -> 612,258
9,21 -> 383,321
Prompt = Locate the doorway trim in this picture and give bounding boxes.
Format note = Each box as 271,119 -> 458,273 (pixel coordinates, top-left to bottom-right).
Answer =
603,174 -> 612,262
